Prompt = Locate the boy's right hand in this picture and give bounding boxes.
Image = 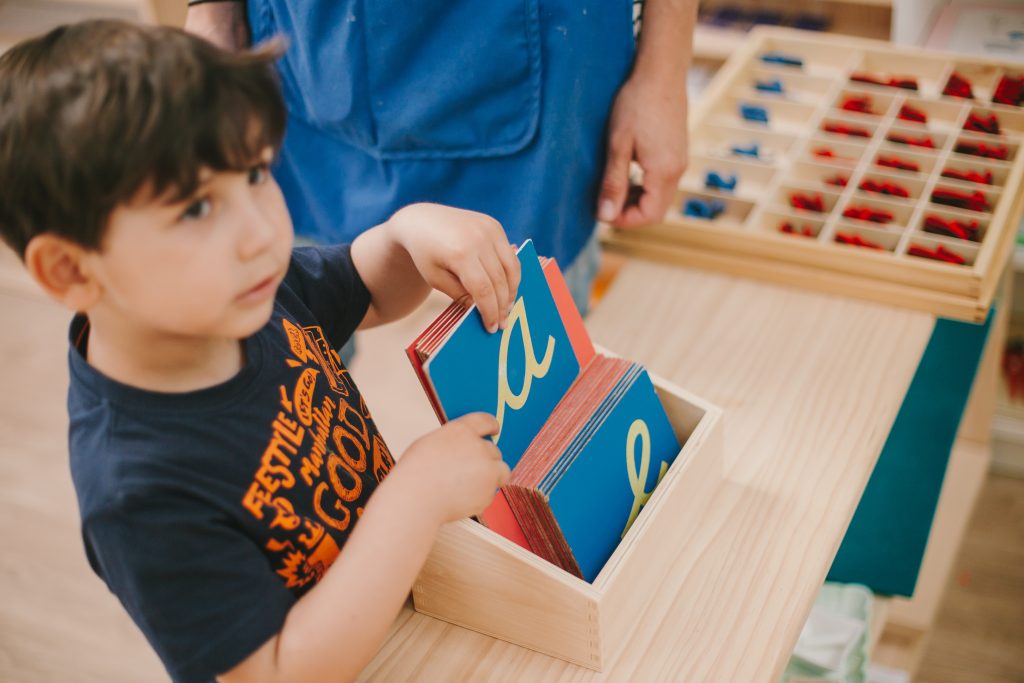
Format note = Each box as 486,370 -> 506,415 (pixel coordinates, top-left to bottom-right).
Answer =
386,204 -> 521,334
397,413 -> 510,523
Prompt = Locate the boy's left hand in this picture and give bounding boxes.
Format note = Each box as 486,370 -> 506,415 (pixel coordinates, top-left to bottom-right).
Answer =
389,204 -> 521,333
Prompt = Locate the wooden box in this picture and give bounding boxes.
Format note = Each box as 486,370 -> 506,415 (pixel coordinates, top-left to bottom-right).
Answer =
605,27 -> 1024,322
410,370 -> 723,670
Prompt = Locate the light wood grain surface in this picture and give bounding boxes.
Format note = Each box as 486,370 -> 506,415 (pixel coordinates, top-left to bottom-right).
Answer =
358,259 -> 937,682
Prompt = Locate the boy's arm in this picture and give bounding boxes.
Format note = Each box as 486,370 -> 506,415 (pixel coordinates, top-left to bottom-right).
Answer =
220,413 -> 510,683
351,203 -> 521,334
184,1 -> 250,50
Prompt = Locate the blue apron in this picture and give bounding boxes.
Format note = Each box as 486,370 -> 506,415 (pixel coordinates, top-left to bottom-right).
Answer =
247,0 -> 636,266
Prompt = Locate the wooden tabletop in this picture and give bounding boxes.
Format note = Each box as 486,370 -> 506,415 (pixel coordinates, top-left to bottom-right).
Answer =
361,259 -> 937,682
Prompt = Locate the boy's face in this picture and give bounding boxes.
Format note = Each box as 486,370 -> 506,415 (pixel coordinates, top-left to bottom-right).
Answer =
85,149 -> 294,341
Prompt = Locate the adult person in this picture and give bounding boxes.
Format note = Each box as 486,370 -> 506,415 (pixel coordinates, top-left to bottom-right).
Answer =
185,0 -> 695,314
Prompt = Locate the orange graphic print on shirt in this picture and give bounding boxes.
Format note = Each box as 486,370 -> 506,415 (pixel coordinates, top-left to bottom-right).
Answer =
241,319 -> 395,591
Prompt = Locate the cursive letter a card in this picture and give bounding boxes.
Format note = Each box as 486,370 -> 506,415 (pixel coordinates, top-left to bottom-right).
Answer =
409,240 -> 581,470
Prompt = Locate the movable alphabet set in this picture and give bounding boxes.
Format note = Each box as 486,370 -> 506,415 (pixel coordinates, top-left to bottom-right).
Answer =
606,28 -> 1024,322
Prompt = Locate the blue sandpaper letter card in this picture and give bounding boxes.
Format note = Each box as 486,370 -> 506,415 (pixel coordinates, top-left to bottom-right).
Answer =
423,240 -> 581,469
547,367 -> 680,581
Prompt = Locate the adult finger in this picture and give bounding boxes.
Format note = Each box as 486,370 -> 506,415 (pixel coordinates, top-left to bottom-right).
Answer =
597,128 -> 634,224
613,157 -> 682,228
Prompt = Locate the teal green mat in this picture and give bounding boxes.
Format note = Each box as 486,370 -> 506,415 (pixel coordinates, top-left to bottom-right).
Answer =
827,309 -> 994,597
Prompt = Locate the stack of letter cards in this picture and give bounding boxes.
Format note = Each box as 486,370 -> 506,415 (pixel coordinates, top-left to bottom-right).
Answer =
407,240 -> 680,581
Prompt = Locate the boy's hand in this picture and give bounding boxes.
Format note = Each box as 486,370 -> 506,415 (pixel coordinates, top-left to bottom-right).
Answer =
396,413 -> 510,523
224,414 -> 509,683
388,204 -> 521,333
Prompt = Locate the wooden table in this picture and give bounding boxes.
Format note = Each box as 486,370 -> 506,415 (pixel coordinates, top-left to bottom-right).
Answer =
360,259 -> 941,681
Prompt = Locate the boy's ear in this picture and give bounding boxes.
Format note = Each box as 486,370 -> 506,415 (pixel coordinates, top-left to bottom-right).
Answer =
23,234 -> 102,312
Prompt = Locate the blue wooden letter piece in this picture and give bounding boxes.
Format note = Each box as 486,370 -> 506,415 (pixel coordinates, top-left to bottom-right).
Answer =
760,52 -> 804,68
740,103 -> 770,124
704,171 -> 738,192
730,142 -> 761,159
754,78 -> 784,94
683,198 -> 726,220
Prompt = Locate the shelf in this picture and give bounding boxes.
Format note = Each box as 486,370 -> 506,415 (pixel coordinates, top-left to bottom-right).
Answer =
870,438 -> 991,679
694,0 -> 894,62
883,438 -> 990,632
870,286 -> 1006,677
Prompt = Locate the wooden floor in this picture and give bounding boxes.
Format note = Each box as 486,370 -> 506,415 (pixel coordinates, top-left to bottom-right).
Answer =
917,473 -> 1024,683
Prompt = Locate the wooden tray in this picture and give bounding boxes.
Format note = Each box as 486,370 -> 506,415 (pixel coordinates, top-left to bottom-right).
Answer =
410,370 -> 723,670
605,27 -> 1024,322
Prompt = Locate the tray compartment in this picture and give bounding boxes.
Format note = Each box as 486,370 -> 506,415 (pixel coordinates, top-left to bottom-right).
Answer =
672,190 -> 755,228
680,154 -> 779,201
942,61 -> 1002,102
904,235 -> 979,267
852,50 -> 949,98
836,194 -> 915,228
805,136 -> 871,167
691,123 -> 799,164
914,207 -> 990,244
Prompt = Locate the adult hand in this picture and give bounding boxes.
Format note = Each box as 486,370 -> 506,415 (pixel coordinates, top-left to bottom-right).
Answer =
597,74 -> 689,229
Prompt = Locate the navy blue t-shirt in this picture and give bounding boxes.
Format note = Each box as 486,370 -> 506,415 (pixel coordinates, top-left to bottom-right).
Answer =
67,245 -> 395,683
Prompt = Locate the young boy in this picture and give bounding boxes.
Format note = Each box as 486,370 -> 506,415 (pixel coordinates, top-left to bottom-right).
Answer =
0,20 -> 518,683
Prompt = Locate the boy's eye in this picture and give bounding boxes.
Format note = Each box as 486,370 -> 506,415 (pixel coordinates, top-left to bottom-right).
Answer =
248,164 -> 269,186
180,197 -> 211,222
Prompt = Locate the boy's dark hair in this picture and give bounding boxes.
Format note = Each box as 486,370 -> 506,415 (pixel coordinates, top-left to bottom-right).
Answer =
0,20 -> 286,257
